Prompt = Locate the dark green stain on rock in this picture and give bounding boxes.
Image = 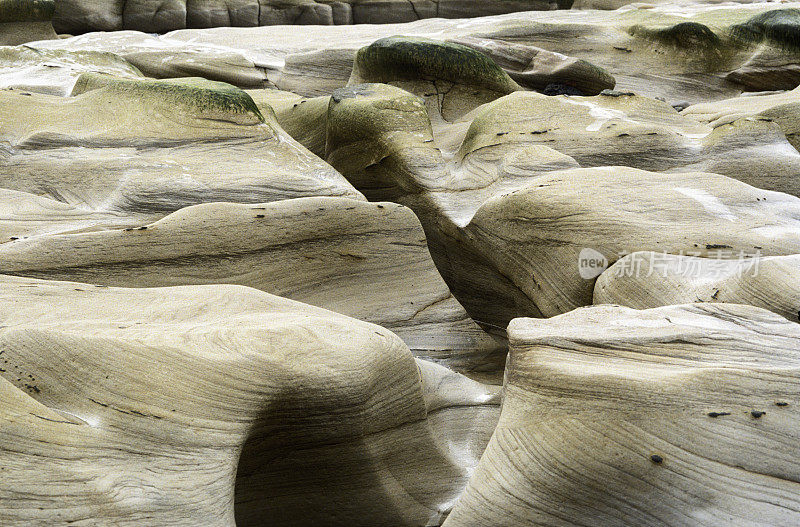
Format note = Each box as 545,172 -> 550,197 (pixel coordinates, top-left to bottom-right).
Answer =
354,36 -> 521,94
731,9 -> 800,50
631,22 -> 722,50
71,73 -> 265,124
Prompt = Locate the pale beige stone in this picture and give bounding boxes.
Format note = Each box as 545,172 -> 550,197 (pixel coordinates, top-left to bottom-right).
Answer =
595,251 -> 800,323
445,303 -> 800,527
684,86 -> 800,150
0,75 -> 362,235
0,46 -> 142,96
0,197 -> 505,374
324,83 -> 800,325
0,275 -> 500,526
36,4 -> 800,101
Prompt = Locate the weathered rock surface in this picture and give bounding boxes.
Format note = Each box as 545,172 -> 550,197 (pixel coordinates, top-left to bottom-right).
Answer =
324,82 -> 800,325
7,1 -> 800,524
445,303 -> 800,527
0,74 -> 361,236
52,0 -> 566,34
33,4 -> 800,102
0,46 -> 142,96
0,0 -> 56,44
348,36 -> 523,122
0,197 -> 504,374
464,167 -> 800,318
0,275 -> 500,526
595,251 -> 800,323
448,35 -> 616,95
450,90 -> 800,198
247,88 -> 330,157
0,188 -> 161,240
684,85 -> 800,150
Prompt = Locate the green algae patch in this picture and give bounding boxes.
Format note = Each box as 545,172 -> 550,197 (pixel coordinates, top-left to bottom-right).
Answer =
71,73 -> 265,125
731,9 -> 800,50
631,22 -> 722,50
326,83 -> 431,151
0,0 -> 54,22
352,36 -> 522,95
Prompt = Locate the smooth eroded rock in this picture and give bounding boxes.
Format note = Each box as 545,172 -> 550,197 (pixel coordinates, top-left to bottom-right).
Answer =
0,275 -> 500,526
595,251 -> 800,323
0,197 -> 505,374
0,75 -> 362,235
445,303 -> 800,527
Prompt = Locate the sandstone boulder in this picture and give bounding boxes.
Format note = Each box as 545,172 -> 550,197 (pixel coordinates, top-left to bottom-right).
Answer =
445,303 -> 800,527
324,83 -> 800,325
0,74 -> 361,236
595,251 -> 800,324
0,275 -> 500,526
0,197 -> 504,375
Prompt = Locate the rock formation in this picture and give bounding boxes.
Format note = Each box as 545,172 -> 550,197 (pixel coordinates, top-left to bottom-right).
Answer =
0,275 -> 500,526
0,74 -> 361,236
324,78 -> 800,325
683,85 -> 800,150
31,4 -> 800,103
463,167 -> 800,319
0,197 -> 504,374
0,0 -> 56,45
595,251 -> 800,323
445,303 -> 800,526
6,1 -> 800,525
52,0 -> 567,34
0,46 -> 142,96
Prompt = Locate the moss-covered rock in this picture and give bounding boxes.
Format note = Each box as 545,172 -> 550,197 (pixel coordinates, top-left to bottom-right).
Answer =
631,21 -> 722,50
351,36 -> 521,95
731,9 -> 800,50
0,0 -> 53,22
71,73 -> 264,125
447,36 -> 615,96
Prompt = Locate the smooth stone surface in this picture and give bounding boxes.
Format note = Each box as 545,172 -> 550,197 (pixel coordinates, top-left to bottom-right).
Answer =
445,303 -> 800,527
595,251 -> 800,323
0,46 -> 142,96
453,91 -> 800,198
465,166 -> 800,318
0,275 -> 500,526
683,85 -> 800,150
448,35 -> 616,95
247,88 -> 330,157
0,75 -> 362,236
323,82 -> 800,325
0,197 -> 505,375
31,4 -> 800,101
0,188 -> 159,240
